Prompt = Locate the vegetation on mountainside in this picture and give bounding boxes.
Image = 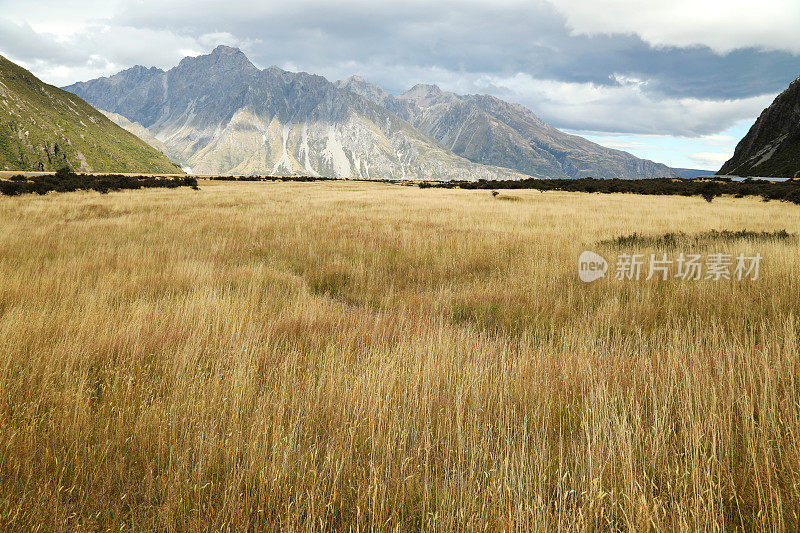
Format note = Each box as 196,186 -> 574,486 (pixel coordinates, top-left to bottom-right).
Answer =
730,136 -> 800,179
0,54 -> 181,174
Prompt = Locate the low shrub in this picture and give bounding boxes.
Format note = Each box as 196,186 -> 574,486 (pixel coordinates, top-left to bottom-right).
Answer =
419,177 -> 800,205
0,172 -> 199,196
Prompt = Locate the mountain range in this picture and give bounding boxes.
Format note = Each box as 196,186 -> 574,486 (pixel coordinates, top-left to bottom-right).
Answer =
719,76 -> 800,178
0,54 -> 180,174
64,46 -> 678,180
337,76 -> 677,179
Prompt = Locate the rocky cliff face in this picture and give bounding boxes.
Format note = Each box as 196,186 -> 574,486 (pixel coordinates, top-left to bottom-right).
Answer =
337,76 -> 676,179
719,76 -> 800,178
64,46 -> 524,179
0,54 -> 180,174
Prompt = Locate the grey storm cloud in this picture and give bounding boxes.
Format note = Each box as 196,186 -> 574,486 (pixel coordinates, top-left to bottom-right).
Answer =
0,18 -> 82,66
1,0 -> 798,136
108,0 -> 800,100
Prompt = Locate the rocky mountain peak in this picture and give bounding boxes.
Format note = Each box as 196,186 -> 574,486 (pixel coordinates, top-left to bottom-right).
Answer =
400,83 -> 444,105
106,64 -> 163,86
209,45 -> 255,67
120,65 -> 162,76
404,83 -> 442,95
336,75 -> 390,101
177,45 -> 258,74
211,44 -> 243,56
265,65 -> 287,76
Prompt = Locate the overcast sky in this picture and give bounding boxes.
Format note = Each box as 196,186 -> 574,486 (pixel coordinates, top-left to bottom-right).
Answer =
2,0 -> 799,170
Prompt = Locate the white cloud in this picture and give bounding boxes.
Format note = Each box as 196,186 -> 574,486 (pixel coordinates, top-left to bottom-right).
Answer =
318,64 -> 770,137
0,22 -> 262,86
0,0 -> 120,37
588,138 -> 663,151
689,151 -> 735,168
551,0 -> 800,54
466,73 -> 773,136
696,134 -> 739,147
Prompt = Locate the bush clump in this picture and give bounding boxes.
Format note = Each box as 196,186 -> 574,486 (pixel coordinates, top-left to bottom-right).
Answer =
419,177 -> 800,206
0,172 -> 199,196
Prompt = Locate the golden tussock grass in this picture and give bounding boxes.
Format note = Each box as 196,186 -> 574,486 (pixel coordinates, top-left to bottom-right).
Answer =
0,180 -> 799,531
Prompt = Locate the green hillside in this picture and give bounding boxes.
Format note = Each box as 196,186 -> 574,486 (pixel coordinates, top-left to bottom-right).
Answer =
0,54 -> 180,174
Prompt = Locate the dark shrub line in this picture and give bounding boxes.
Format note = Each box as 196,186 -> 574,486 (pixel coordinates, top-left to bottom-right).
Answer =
16,170 -> 795,205
420,177 -> 800,205
203,173 -> 800,205
0,168 -> 199,196
207,175 -> 411,185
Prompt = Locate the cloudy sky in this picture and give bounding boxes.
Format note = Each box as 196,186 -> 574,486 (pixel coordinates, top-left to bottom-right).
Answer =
2,0 -> 799,170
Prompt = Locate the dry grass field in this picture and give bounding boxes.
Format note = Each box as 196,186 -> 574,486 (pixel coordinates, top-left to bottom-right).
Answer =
1,180 -> 799,531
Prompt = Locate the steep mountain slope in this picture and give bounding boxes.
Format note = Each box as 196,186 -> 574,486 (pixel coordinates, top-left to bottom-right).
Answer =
337,77 -> 676,179
0,54 -> 180,173
99,110 -> 170,155
64,47 -> 525,180
719,76 -> 800,178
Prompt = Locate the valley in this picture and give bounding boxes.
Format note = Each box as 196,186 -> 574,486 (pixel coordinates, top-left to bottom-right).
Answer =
1,180 -> 798,529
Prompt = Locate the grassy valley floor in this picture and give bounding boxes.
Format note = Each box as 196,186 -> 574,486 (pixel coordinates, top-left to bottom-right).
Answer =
1,180 -> 799,530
